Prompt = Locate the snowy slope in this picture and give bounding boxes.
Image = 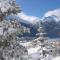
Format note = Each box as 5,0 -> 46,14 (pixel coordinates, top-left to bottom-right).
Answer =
20,41 -> 59,60
53,56 -> 60,60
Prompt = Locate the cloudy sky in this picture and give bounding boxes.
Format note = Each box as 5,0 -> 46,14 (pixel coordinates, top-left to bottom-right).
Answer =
16,0 -> 60,17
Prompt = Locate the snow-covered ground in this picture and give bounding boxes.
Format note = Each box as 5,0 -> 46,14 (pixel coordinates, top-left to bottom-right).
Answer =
28,47 -> 40,54
28,47 -> 54,60
28,47 -> 60,60
52,56 -> 60,60
20,41 -> 60,60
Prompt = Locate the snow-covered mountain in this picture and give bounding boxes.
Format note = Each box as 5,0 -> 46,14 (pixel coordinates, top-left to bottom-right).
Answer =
6,14 -> 40,37
43,15 -> 60,22
42,15 -> 60,38
6,11 -> 60,38
17,12 -> 40,25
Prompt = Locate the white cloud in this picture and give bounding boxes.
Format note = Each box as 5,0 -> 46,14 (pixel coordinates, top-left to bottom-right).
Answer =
43,8 -> 60,22
17,12 -> 40,24
44,8 -> 60,18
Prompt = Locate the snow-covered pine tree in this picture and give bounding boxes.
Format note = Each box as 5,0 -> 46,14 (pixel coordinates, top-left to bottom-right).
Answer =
0,0 -> 28,60
0,0 -> 21,21
36,22 -> 54,60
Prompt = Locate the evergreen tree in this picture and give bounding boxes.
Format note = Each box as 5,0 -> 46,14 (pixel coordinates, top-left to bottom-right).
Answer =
0,0 -> 28,60
36,22 -> 54,60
